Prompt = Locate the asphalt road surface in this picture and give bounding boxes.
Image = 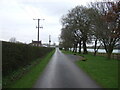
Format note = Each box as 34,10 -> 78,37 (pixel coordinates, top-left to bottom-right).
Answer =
33,48 -> 101,88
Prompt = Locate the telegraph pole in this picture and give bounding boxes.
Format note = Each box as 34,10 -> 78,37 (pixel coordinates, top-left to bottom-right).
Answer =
33,18 -> 44,42
49,35 -> 51,47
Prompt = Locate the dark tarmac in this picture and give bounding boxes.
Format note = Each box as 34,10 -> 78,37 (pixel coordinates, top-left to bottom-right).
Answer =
33,48 -> 101,88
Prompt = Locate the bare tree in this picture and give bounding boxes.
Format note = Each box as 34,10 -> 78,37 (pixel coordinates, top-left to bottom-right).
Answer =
90,1 -> 120,58
9,37 -> 16,43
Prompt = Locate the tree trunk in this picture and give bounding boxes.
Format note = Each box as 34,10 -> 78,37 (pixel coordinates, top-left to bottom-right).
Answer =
79,40 -> 81,54
83,40 -> 88,54
75,43 -> 78,53
94,50 -> 97,56
73,47 -> 74,52
107,52 -> 112,59
73,44 -> 75,52
107,46 -> 113,59
94,39 -> 97,56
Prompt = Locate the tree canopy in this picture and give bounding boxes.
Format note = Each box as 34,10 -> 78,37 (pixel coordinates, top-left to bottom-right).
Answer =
60,1 -> 120,58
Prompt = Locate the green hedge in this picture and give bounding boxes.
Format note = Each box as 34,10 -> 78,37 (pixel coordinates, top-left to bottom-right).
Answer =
2,41 -> 54,76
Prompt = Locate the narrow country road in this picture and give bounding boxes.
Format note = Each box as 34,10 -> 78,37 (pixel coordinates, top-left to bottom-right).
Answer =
33,48 -> 101,88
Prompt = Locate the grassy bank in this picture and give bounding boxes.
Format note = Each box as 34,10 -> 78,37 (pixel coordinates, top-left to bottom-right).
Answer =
62,50 -> 118,88
4,49 -> 55,88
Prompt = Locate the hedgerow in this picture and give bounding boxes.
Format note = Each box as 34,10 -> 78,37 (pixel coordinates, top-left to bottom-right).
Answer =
2,41 -> 54,76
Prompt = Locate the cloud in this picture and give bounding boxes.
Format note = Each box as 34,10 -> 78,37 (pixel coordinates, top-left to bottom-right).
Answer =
0,0 -> 100,44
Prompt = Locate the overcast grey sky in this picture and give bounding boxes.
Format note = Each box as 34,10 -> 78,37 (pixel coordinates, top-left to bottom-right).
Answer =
0,0 -> 97,45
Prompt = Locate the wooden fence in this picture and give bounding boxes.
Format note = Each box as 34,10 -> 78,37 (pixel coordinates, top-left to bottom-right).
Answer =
96,53 -> 120,60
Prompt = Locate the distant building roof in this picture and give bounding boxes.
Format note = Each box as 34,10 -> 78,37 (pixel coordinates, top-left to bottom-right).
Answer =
29,40 -> 42,47
32,40 -> 41,44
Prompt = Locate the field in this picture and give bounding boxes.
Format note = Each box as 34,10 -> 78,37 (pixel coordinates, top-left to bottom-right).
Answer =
62,50 -> 119,88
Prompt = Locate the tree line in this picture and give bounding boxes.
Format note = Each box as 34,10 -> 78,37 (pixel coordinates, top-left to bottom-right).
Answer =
59,1 -> 120,59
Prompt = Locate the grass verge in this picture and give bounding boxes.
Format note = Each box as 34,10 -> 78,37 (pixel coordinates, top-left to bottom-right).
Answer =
7,49 -> 55,88
62,50 -> 118,88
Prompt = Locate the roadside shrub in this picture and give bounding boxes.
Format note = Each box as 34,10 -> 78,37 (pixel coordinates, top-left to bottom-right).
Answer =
2,41 -> 54,76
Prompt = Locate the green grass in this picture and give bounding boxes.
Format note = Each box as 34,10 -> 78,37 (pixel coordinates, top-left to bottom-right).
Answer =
9,50 -> 55,88
62,50 -> 118,88
61,50 -> 81,56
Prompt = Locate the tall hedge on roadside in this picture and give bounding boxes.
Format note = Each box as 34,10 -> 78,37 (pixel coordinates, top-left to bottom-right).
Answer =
2,41 -> 54,76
